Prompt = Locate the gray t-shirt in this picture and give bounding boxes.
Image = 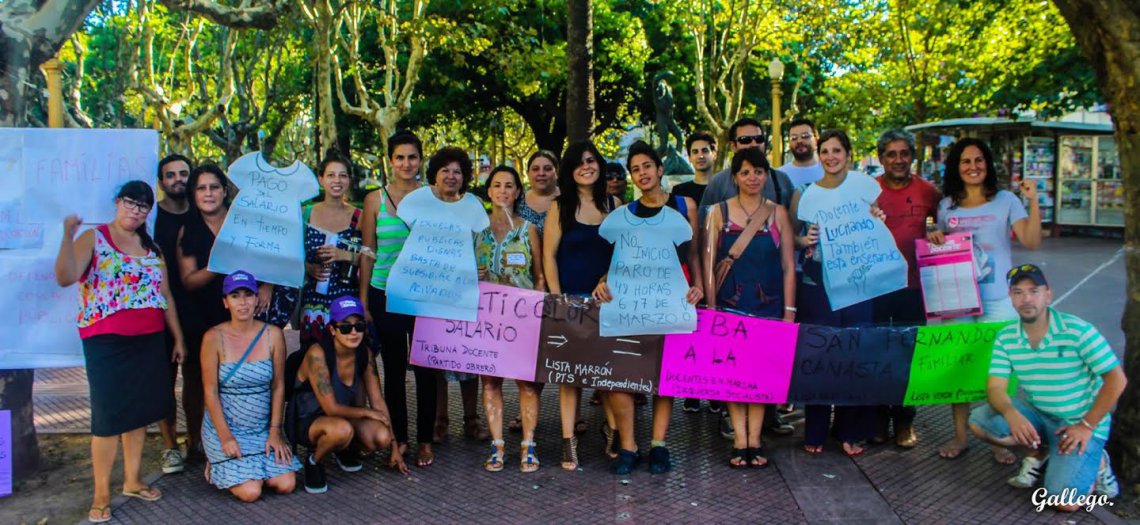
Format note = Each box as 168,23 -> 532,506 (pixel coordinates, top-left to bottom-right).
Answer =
699,166 -> 795,213
936,190 -> 1028,301
779,161 -> 824,188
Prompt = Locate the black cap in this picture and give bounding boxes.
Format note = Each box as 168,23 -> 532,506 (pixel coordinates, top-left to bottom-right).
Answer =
1007,264 -> 1048,287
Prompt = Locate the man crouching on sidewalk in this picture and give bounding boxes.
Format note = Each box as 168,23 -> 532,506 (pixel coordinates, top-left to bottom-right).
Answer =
967,264 -> 1126,512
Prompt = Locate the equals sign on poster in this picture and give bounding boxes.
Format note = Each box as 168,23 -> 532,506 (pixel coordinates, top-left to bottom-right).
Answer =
612,338 -> 642,357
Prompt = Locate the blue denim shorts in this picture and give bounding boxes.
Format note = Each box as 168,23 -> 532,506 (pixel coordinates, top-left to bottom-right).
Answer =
969,399 -> 1103,495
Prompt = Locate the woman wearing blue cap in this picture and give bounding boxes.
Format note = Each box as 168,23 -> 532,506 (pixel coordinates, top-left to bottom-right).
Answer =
200,271 -> 300,501
289,295 -> 406,493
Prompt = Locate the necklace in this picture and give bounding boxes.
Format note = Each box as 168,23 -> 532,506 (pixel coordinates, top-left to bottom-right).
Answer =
741,197 -> 767,225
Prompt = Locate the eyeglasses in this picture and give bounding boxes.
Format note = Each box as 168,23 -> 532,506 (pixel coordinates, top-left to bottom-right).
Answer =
335,321 -> 368,335
121,198 -> 152,214
735,134 -> 765,145
790,132 -> 814,141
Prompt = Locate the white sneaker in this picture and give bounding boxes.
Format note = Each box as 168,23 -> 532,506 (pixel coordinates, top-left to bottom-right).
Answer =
1094,450 -> 1120,498
1008,456 -> 1045,488
161,448 -> 185,474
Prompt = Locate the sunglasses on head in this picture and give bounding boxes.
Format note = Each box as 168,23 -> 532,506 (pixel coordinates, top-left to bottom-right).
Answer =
735,134 -> 765,145
335,321 -> 367,335
1006,264 -> 1039,280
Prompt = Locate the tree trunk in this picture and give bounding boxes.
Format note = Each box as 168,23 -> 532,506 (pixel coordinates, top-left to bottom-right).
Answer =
313,4 -> 338,156
1050,0 -> 1140,490
565,0 -> 594,143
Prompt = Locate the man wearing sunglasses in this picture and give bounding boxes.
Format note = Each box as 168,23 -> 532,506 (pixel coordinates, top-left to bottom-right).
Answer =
698,117 -> 795,213
778,117 -> 824,187
967,265 -> 1124,509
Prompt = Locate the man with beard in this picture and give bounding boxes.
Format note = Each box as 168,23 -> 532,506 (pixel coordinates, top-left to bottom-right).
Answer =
779,118 -> 824,187
968,264 -> 1124,507
870,130 -> 939,448
154,153 -> 192,474
670,131 -> 717,205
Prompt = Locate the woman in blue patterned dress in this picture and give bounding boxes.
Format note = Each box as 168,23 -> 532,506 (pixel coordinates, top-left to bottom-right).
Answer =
201,271 -> 300,502
300,153 -> 364,349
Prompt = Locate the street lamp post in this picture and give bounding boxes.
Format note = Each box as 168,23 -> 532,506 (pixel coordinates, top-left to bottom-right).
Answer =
768,57 -> 785,167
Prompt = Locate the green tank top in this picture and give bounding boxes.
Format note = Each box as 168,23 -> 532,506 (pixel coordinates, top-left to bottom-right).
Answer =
369,188 -> 412,290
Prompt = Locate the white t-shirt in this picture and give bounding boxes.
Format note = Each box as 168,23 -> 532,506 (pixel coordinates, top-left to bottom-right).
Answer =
779,161 -> 824,188
937,190 -> 1028,301
210,152 -> 319,287
597,205 -> 695,336
385,187 -> 490,320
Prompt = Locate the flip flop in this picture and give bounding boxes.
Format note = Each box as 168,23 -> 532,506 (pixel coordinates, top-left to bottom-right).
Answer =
122,485 -> 162,502
88,506 -> 112,523
417,446 -> 435,468
938,442 -> 970,460
729,448 -> 749,468
802,444 -> 824,455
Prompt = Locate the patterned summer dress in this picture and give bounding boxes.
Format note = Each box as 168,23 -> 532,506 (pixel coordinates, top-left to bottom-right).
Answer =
299,205 -> 363,347
202,333 -> 301,489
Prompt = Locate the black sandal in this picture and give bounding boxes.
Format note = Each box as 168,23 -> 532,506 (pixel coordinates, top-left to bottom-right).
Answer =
561,436 -> 579,471
729,448 -> 749,469
748,447 -> 769,469
601,424 -> 619,459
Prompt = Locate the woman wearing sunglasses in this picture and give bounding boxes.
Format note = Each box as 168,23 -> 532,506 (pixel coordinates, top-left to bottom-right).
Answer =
201,271 -> 299,501
288,296 -> 406,494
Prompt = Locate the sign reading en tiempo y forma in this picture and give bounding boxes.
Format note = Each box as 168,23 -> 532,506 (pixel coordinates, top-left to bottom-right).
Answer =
915,233 -> 982,320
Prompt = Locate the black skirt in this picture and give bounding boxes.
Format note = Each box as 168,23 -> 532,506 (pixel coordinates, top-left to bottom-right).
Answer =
83,332 -> 174,436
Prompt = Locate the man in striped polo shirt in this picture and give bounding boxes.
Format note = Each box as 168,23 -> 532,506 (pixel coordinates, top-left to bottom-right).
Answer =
967,264 -> 1126,511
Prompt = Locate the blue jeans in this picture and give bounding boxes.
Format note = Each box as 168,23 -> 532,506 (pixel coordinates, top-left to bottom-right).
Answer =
969,400 -> 1103,495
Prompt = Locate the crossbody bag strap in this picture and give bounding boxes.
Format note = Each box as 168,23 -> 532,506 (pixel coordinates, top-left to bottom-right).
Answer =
220,322 -> 269,387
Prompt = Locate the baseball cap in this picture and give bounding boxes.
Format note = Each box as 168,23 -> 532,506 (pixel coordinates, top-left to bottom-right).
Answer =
1007,264 -> 1048,287
330,296 -> 366,322
222,270 -> 258,295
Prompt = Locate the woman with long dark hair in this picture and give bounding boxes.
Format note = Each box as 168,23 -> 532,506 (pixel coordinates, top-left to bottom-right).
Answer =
177,165 -> 233,460
476,165 -> 545,472
55,181 -> 185,523
543,140 -> 618,471
927,137 -> 1041,463
289,295 -> 405,493
300,152 -> 365,349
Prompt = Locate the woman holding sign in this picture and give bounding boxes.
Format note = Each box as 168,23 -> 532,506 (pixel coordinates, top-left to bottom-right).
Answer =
475,165 -> 546,472
927,137 -> 1041,462
200,271 -> 299,501
300,152 -> 365,349
55,181 -> 185,523
789,130 -> 880,457
177,164 -> 234,461
359,131 -> 439,468
703,148 -> 795,468
593,141 -> 704,474
543,140 -> 619,471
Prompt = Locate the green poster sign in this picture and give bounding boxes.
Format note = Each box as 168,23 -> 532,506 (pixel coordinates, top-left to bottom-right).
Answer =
903,322 -> 1013,406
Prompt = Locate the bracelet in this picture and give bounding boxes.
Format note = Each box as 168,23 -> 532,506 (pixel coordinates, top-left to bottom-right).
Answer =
785,306 -> 797,312
1079,418 -> 1095,430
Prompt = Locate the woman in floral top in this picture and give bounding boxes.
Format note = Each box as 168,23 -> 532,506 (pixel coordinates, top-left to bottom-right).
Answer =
475,166 -> 545,472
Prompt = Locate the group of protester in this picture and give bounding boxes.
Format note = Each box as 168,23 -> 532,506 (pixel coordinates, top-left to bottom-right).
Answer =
54,117 -> 1125,521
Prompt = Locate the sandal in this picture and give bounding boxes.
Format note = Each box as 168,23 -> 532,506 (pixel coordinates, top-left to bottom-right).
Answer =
122,485 -> 162,502
601,424 -> 619,460
88,505 -> 111,523
802,444 -> 824,455
521,441 -> 540,473
843,441 -> 865,457
729,448 -> 749,468
484,440 -> 505,472
560,436 -> 580,471
417,444 -> 435,468
748,447 -> 769,468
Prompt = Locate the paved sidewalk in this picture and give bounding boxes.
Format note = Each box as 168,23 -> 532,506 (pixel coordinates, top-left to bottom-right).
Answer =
29,237 -> 1128,524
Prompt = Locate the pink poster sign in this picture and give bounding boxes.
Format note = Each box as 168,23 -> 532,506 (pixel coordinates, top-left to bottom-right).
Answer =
659,309 -> 798,403
411,283 -> 543,382
0,410 -> 10,497
915,233 -> 983,320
